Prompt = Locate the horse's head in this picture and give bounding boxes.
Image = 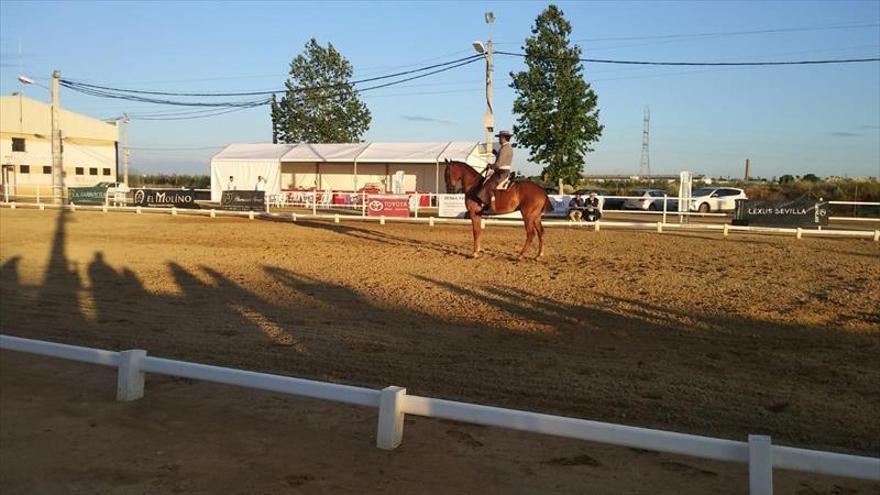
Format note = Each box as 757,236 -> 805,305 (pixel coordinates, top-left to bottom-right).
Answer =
444,159 -> 461,193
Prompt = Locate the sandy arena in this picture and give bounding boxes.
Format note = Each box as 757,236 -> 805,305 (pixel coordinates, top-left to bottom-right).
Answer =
1,208 -> 878,493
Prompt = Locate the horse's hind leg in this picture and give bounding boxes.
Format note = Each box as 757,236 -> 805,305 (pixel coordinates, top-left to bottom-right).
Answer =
535,220 -> 545,258
518,218 -> 536,259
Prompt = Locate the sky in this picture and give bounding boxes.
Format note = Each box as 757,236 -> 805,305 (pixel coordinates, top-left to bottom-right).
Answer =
1,0 -> 878,179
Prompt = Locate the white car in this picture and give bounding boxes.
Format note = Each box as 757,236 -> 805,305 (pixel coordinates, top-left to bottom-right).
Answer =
623,188 -> 668,211
689,187 -> 747,213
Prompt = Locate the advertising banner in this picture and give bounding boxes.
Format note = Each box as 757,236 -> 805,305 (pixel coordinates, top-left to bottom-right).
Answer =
366,195 -> 410,217
133,189 -> 199,209
68,187 -> 108,205
220,190 -> 265,211
438,194 -> 516,218
734,199 -> 830,227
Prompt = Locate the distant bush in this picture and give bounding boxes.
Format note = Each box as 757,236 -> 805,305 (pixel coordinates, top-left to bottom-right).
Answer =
129,174 -> 210,189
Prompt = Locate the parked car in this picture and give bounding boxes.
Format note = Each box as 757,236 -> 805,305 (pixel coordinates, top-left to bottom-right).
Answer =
623,188 -> 675,211
95,181 -> 129,205
688,187 -> 747,213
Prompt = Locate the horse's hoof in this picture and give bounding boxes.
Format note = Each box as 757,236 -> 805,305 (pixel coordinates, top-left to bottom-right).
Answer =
471,252 -> 481,259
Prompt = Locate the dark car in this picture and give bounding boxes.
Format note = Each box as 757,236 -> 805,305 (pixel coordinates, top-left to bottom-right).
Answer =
575,187 -> 625,210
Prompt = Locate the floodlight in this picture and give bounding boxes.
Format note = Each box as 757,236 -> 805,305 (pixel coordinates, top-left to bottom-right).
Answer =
472,41 -> 486,54
17,75 -> 34,85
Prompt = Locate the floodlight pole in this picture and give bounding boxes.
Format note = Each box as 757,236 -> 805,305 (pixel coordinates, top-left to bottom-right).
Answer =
51,70 -> 63,204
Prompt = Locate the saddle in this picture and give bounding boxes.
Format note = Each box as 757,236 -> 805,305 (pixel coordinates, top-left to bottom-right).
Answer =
496,176 -> 512,190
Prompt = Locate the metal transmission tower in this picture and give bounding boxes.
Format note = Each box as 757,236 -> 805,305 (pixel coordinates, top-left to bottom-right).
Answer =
639,107 -> 650,177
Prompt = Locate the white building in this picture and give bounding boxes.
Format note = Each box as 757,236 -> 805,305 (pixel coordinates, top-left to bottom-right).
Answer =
0,94 -> 118,198
210,142 -> 488,201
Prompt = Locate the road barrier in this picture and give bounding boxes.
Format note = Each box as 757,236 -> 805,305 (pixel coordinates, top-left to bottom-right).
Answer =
1,334 -> 877,494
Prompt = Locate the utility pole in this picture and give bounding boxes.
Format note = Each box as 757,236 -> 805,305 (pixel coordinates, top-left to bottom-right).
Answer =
51,70 -> 62,204
122,113 -> 130,185
484,12 -> 495,163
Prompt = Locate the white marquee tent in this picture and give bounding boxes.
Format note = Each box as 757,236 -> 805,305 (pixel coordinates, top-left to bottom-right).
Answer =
210,142 -> 488,201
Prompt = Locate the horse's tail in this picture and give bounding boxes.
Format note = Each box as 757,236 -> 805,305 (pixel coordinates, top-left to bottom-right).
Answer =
543,191 -> 553,213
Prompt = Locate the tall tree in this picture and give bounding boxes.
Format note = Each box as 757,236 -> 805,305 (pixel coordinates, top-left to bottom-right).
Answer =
272,39 -> 371,143
510,5 -> 603,184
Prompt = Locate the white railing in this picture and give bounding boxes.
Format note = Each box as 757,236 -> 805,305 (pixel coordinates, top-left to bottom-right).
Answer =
1,334 -> 877,494
1,201 -> 878,241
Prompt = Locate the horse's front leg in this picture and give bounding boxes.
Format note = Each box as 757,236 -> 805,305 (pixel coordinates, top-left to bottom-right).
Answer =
470,212 -> 484,258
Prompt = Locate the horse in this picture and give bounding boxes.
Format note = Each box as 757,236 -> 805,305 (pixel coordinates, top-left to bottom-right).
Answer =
444,160 -> 553,259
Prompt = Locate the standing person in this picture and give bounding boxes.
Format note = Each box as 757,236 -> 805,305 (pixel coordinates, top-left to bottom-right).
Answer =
476,129 -> 513,213
227,176 -> 236,191
255,176 -> 266,191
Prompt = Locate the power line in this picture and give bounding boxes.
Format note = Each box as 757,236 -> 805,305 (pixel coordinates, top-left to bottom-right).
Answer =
494,22 -> 880,46
67,56 -> 483,120
60,55 -> 483,98
494,50 -> 880,66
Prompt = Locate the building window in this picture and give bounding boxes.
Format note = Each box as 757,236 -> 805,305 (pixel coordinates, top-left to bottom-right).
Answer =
89,167 -> 98,176
11,138 -> 25,152
75,167 -> 84,176
20,165 -> 30,174
102,168 -> 111,176
43,166 -> 52,174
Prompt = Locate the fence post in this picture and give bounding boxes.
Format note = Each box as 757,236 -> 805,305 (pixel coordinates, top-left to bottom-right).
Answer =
249,210 -> 255,220
292,212 -> 297,222
480,217 -> 486,229
171,206 -> 177,216
723,224 -> 729,238
210,209 -> 216,218
362,191 -> 366,217
39,203 -> 45,211
874,230 -> 879,242
656,221 -> 663,233
36,185 -> 40,205
116,349 -> 147,402
429,216 -> 435,227
71,203 -> 76,212
595,221 -> 600,232
380,215 -> 386,225
334,214 -> 340,224
376,386 -> 406,450
102,204 -> 108,213
748,435 -> 773,495
313,193 -> 317,216
10,203 -> 16,209
796,227 -> 802,240
136,206 -> 141,214
662,194 -> 668,224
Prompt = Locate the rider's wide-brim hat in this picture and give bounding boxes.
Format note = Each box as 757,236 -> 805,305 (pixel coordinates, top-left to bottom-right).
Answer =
495,130 -> 513,137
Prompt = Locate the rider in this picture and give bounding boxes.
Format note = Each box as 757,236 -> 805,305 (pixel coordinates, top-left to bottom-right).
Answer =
476,129 -> 513,213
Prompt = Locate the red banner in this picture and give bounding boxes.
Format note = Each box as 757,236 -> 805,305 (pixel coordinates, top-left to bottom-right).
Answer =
366,195 -> 410,217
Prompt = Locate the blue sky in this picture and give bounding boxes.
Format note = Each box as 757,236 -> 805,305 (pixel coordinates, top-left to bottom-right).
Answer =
1,0 -> 878,178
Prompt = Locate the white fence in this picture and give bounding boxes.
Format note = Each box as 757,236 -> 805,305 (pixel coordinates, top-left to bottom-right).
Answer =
2,201 -> 878,242
1,335 -> 877,494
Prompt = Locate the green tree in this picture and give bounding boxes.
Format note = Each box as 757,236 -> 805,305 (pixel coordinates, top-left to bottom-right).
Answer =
510,5 -> 603,185
271,39 -> 371,143
778,174 -> 796,185
801,173 -> 821,182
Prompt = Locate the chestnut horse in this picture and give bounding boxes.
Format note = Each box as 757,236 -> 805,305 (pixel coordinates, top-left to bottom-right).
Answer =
444,160 -> 552,259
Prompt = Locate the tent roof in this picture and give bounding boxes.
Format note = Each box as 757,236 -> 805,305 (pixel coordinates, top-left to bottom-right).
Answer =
212,143 -> 293,161
281,143 -> 370,162
212,142 -> 483,164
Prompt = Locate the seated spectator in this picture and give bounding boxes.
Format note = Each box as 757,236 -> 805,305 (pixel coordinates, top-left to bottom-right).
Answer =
568,192 -> 586,221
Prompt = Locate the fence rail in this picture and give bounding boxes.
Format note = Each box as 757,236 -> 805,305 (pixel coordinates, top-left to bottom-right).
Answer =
2,201 -> 877,241
1,334 -> 878,494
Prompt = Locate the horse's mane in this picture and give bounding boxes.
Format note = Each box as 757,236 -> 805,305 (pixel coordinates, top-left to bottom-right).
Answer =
446,160 -> 481,176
